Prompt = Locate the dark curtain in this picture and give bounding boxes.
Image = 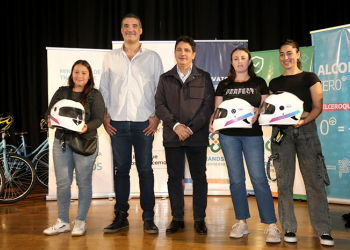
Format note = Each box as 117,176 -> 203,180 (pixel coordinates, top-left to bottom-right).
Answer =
1,0 -> 349,147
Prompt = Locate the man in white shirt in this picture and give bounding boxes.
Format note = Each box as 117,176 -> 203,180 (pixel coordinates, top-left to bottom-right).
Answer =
99,13 -> 163,234
155,36 -> 215,235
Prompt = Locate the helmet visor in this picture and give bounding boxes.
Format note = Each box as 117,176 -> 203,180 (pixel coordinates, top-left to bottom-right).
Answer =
213,108 -> 228,120
59,107 -> 84,120
260,102 -> 276,115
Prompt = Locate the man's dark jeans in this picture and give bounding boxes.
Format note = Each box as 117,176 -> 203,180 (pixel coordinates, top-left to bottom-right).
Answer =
110,120 -> 155,221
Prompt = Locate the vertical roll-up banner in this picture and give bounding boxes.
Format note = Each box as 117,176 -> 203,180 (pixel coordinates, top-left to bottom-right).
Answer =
311,25 -> 350,205
250,47 -> 315,200
46,48 -> 114,200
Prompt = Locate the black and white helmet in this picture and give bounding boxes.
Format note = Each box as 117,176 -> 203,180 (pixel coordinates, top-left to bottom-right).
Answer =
50,99 -> 85,132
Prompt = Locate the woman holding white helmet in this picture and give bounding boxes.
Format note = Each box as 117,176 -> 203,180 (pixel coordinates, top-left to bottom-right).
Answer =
209,47 -> 280,243
269,39 -> 333,246
43,60 -> 105,237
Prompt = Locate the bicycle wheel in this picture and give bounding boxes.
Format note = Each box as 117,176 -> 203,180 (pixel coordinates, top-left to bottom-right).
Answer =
0,154 -> 36,203
0,167 -> 5,196
34,150 -> 49,188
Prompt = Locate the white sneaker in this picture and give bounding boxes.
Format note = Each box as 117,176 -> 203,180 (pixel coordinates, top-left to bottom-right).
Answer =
230,221 -> 249,238
43,218 -> 71,235
71,220 -> 86,237
264,224 -> 281,243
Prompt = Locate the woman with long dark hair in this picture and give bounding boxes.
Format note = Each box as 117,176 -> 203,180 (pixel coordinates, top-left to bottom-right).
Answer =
43,60 -> 105,236
210,47 -> 280,243
269,39 -> 333,246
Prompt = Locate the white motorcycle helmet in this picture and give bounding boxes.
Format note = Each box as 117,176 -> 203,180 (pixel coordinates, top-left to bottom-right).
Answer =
212,98 -> 255,131
50,99 -> 85,132
258,92 -> 304,125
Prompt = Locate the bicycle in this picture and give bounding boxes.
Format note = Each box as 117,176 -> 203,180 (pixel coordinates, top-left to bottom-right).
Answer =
0,166 -> 4,197
0,140 -> 17,153
0,113 -> 36,203
0,134 -> 10,197
11,119 -> 49,188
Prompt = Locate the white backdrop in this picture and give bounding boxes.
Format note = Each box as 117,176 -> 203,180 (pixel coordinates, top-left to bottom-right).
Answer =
46,47 -> 114,200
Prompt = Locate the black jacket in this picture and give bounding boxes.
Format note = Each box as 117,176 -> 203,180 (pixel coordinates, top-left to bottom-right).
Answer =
155,65 -> 215,147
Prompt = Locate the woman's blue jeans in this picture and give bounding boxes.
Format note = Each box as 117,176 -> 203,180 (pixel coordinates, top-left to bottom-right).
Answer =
53,138 -> 98,223
219,134 -> 277,224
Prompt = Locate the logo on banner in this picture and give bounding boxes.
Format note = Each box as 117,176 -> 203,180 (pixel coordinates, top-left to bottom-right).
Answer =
265,139 -> 271,152
300,53 -> 309,63
329,117 -> 337,125
339,158 -> 350,178
208,133 -> 221,154
341,75 -> 350,81
252,56 -> 264,74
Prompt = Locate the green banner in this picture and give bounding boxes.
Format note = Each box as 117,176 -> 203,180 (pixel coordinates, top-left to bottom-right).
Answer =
251,46 -> 314,85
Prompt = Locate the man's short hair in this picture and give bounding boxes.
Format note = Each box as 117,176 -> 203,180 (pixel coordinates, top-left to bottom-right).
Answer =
121,13 -> 142,28
175,36 -> 196,52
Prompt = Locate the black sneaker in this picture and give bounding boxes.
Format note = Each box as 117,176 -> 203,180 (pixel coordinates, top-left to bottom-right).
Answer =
143,220 -> 159,234
284,232 -> 297,243
319,234 -> 334,246
103,211 -> 129,233
342,213 -> 350,220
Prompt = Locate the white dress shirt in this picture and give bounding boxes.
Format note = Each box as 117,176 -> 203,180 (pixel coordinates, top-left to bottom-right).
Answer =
99,44 -> 164,122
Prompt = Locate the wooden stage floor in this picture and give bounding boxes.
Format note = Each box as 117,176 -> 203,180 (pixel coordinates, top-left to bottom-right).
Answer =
0,184 -> 349,250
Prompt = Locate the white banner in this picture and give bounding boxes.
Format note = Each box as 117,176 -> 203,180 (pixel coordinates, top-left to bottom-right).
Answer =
46,47 -> 114,200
